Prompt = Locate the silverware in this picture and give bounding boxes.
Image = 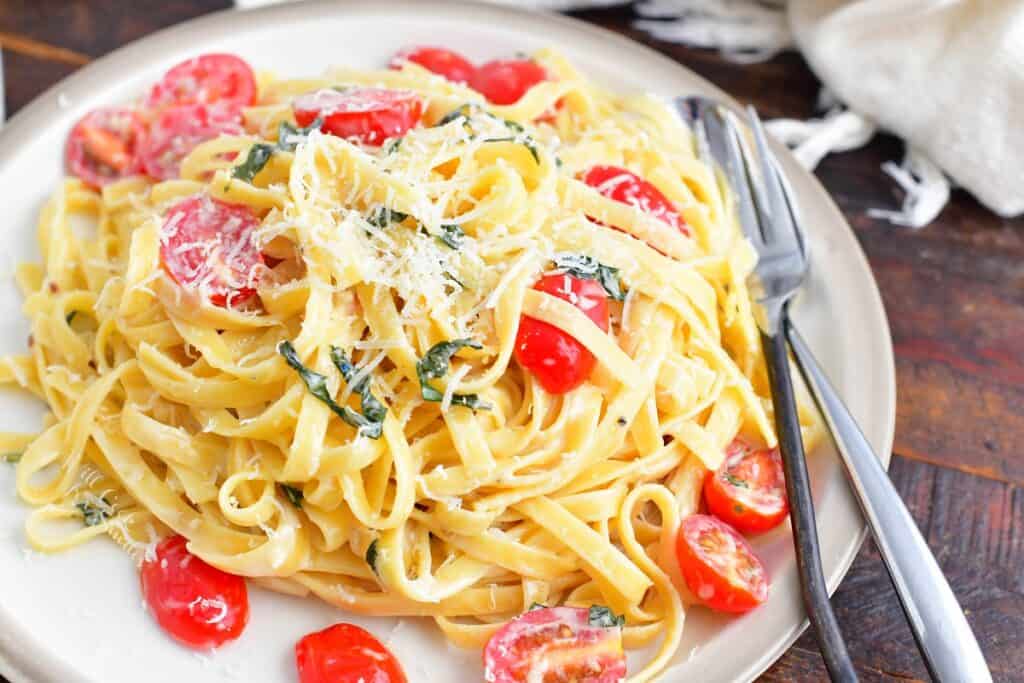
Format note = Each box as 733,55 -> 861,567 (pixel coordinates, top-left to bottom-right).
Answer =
786,304 -> 992,678
678,95 -> 858,682
679,94 -> 992,683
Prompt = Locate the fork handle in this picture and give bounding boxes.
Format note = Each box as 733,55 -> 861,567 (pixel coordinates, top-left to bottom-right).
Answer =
762,326 -> 859,683
786,321 -> 992,683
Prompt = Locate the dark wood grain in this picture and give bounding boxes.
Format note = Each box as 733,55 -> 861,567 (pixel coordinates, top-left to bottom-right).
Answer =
0,1 -> 232,59
770,456 -> 1024,682
2,2 -> 1022,682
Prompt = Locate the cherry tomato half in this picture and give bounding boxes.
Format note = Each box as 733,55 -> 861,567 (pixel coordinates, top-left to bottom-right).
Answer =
581,165 -> 690,237
390,46 -> 476,84
293,87 -> 424,146
295,623 -> 407,683
140,535 -> 248,649
159,195 -> 265,308
146,53 -> 257,113
66,107 -> 145,188
138,104 -> 244,181
484,606 -> 626,683
705,440 -> 789,534
675,514 -> 769,613
514,273 -> 609,394
470,58 -> 548,105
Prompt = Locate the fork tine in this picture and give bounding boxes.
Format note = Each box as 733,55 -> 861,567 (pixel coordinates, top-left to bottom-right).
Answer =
720,110 -> 768,247
746,106 -> 802,255
693,99 -> 764,248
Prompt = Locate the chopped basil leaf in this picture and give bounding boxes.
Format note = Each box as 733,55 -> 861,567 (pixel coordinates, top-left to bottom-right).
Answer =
365,539 -> 379,574
438,105 -> 525,135
438,224 -> 465,250
278,341 -> 383,439
231,143 -> 275,183
384,137 -> 403,155
330,346 -> 388,432
448,393 -> 489,410
280,484 -> 304,508
277,117 -> 323,152
552,253 -> 626,301
76,498 -> 112,527
528,602 -> 546,611
3,452 -> 22,464
366,206 -> 409,229
588,604 -> 625,628
442,270 -> 465,290
416,339 -> 488,410
436,104 -> 476,127
231,117 -> 323,182
724,473 -> 749,489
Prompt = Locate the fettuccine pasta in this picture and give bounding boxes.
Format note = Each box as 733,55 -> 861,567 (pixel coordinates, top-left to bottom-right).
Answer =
1,48 -> 819,682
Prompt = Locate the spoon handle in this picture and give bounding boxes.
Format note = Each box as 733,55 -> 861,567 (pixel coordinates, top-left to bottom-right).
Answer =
787,320 -> 991,683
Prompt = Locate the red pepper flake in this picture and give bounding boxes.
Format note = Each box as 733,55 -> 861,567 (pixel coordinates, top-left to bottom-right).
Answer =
48,282 -> 59,294
27,335 -> 34,348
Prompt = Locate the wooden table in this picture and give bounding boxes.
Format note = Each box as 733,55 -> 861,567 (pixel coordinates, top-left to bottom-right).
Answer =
1,2 -> 1020,681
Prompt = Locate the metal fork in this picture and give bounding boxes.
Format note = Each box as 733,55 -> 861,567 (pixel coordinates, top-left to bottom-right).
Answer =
679,96 -> 857,682
680,96 -> 992,683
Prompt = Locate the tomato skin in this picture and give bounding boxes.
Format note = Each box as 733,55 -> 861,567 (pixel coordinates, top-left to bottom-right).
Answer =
580,165 -> 690,237
293,87 -> 424,146
705,441 -> 789,534
140,535 -> 248,650
484,606 -> 626,683
514,274 -> 609,394
676,515 -> 769,614
470,58 -> 548,105
66,107 -> 145,188
159,195 -> 264,308
390,46 -> 476,84
295,623 -> 407,683
146,53 -> 257,113
138,104 -> 243,181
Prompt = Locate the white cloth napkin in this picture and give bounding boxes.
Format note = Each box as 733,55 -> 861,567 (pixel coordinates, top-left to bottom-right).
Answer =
790,0 -> 1023,219
635,0 -> 1024,225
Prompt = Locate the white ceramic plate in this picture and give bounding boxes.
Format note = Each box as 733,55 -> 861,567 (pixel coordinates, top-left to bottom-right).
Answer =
0,2 -> 896,681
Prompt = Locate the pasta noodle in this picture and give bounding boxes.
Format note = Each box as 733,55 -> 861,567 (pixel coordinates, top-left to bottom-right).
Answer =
1,48 -> 820,681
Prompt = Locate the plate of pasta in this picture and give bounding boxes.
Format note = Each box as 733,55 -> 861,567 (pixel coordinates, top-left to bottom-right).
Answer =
0,2 -> 895,682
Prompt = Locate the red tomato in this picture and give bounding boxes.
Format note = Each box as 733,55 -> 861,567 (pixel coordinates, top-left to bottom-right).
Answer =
140,535 -> 248,649
390,46 -> 476,84
470,59 -> 548,105
292,88 -> 424,146
146,53 -> 257,113
705,440 -> 789,534
581,165 -> 690,236
675,514 -> 769,613
484,606 -> 626,683
66,107 -> 145,188
514,273 -> 609,394
159,195 -> 265,308
137,104 -> 243,181
295,623 -> 407,683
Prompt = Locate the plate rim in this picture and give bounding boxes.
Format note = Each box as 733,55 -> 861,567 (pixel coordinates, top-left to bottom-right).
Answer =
0,2 -> 896,681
